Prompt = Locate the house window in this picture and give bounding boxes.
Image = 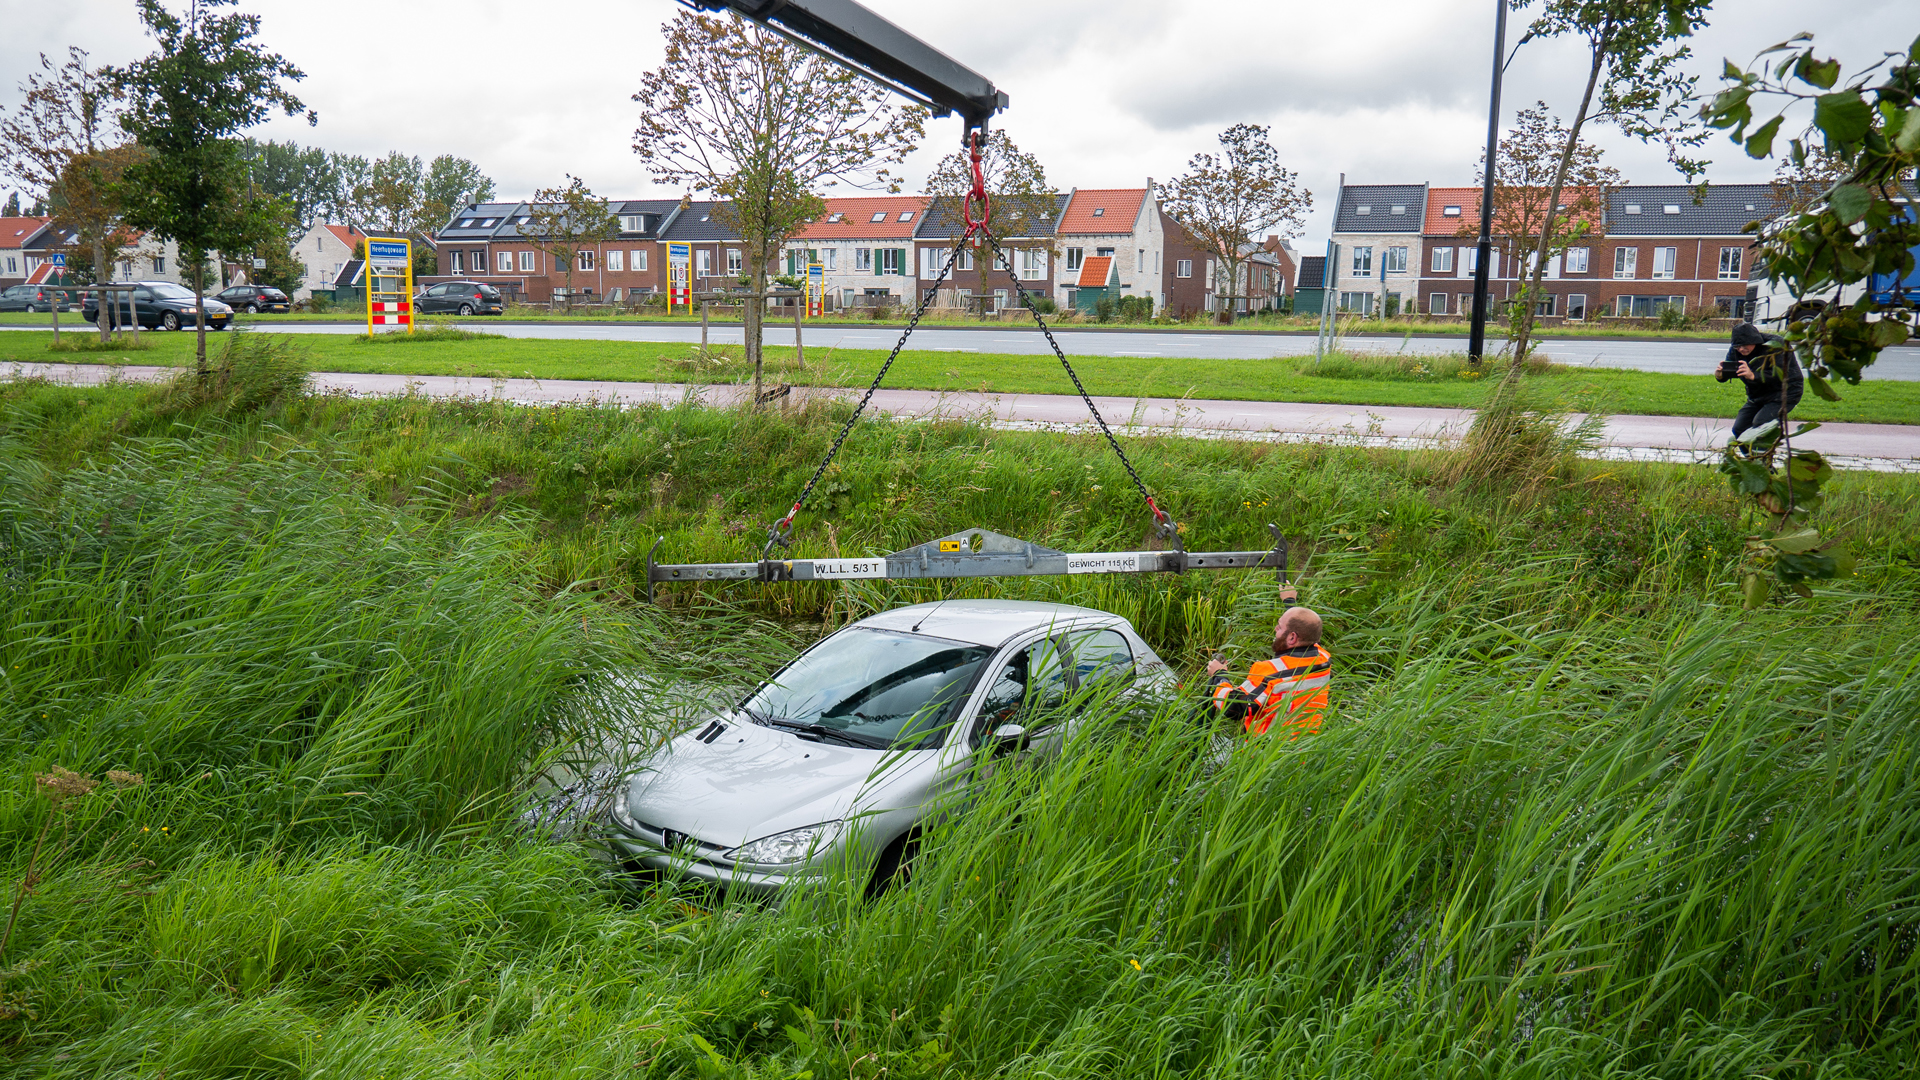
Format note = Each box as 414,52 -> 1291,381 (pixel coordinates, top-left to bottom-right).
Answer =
1624,204 -> 1641,215
1176,259 -> 1192,278
1431,247 -> 1454,273
1443,205 -> 1462,217
826,212 -> 843,223
607,250 -> 623,272
1458,292 -> 1478,316
821,249 -> 837,271
1355,206 -> 1371,216
152,256 -> 165,274
696,249 -> 712,276
1384,246 -> 1407,274
1613,247 -> 1638,278
879,248 -> 905,275
577,250 -> 595,272
1428,292 -> 1447,314
1351,246 -> 1372,276
1390,204 -> 1406,215
470,247 -> 484,271
450,251 -> 464,274
1566,293 -> 1587,319
898,211 -> 914,222
1137,249 -> 1145,274
1663,204 -> 1680,215
621,215 -> 643,232
1533,294 -> 1556,317
1651,246 -> 1677,280
726,249 -> 741,274
1096,246 -> 1114,257
856,248 -> 872,272
1337,291 -> 1373,313
1019,248 -> 1046,280
1564,246 -> 1589,273
1066,247 -> 1084,271
633,249 -> 649,271
1465,247 -> 1478,273
519,251 -> 535,272
1719,247 -> 1743,279
1092,207 -> 1105,218
870,212 -> 887,223
497,251 -> 512,273
1715,295 -> 1742,316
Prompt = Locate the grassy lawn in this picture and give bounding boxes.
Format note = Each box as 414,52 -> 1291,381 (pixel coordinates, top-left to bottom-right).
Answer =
8,326 -> 1919,424
0,307 -> 1740,339
3,367 -> 1918,1077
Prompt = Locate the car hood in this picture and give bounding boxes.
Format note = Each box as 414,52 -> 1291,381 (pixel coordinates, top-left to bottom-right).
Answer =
624,717 -> 929,849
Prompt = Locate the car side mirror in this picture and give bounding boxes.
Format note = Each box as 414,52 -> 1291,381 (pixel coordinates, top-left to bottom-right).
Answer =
989,722 -> 1028,756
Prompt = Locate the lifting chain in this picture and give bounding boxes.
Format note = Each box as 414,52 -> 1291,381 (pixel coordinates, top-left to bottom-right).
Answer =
759,129 -> 1182,565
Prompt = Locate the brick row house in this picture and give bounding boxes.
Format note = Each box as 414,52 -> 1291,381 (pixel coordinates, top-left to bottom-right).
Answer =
3,215 -> 192,291
421,183 -> 1283,318
1323,180 -> 1782,321
910,193 -> 1066,312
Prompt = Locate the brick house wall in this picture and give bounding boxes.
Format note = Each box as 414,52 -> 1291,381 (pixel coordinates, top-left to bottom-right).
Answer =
1158,211 -> 1213,316
429,199 -> 676,303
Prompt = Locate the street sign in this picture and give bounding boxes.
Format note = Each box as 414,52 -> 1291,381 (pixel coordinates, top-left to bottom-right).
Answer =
367,240 -> 410,268
667,242 -> 691,311
49,253 -> 66,267
251,257 -> 266,269
364,237 -> 413,336
807,262 -> 824,317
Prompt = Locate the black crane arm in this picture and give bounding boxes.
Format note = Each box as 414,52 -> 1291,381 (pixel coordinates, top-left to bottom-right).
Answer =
678,0 -> 1007,138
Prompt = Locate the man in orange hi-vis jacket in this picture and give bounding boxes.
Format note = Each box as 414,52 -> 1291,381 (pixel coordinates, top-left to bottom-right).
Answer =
1206,607 -> 1331,736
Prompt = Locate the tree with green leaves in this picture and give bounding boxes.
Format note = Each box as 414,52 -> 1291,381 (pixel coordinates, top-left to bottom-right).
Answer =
0,47 -> 141,340
239,138 -> 336,231
1698,32 -> 1917,606
633,10 -> 924,406
422,154 -> 496,232
1161,123 -> 1311,319
111,0 -> 311,376
2,193 -> 18,217
524,176 -> 617,311
923,130 -> 1058,308
1497,0 -> 1714,369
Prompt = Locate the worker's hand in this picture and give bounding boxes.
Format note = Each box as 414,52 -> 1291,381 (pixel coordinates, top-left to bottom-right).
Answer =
1279,587 -> 1298,604
1205,659 -> 1229,676
1736,360 -> 1756,380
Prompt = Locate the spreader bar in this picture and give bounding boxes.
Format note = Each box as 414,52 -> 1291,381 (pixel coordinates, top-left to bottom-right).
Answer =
644,527 -> 1286,598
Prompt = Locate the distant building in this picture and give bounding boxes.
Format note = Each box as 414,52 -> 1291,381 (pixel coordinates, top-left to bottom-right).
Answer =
290,222 -> 364,302
1327,183 -> 1428,316
792,196 -> 925,310
430,200 -> 677,303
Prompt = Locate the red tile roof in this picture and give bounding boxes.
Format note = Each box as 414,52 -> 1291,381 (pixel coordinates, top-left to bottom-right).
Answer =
797,196 -> 928,240
1075,256 -> 1114,288
1,216 -> 51,245
1423,185 -> 1605,236
1058,189 -> 1145,236
323,223 -> 365,248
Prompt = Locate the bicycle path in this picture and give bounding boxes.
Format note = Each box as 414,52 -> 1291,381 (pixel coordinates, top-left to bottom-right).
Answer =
10,361 -> 1917,472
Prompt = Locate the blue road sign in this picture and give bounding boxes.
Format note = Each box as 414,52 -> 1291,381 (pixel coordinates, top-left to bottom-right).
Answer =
367,240 -> 410,266
49,253 -> 66,267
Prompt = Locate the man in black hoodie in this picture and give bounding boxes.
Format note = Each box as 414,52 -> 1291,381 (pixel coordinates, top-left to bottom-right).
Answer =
1718,322 -> 1803,441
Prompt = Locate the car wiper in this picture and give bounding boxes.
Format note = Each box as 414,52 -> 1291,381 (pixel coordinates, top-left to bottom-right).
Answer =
786,722 -> 888,749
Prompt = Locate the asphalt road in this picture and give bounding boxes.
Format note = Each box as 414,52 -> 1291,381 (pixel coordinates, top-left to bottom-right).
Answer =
242,321 -> 1920,380
11,361 -> 1916,471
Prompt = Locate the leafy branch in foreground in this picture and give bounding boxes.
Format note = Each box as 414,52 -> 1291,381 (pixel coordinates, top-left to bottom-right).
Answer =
1698,32 -> 1917,606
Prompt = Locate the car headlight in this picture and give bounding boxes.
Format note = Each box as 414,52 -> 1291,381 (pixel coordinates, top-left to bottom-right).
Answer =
609,794 -> 643,835
725,821 -> 843,865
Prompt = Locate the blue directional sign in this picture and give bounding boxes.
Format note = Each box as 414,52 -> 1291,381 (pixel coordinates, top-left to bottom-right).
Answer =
49,253 -> 66,267
367,240 -> 410,267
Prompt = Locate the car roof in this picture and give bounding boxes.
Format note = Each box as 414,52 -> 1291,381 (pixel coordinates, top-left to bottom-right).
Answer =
854,599 -> 1125,647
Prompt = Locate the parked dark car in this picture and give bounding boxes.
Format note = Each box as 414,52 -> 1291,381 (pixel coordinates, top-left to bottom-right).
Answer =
414,280 -> 504,316
0,284 -> 76,313
81,281 -> 233,331
215,284 -> 290,313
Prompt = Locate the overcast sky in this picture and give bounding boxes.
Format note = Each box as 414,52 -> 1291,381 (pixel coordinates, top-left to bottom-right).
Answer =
3,0 -> 1909,242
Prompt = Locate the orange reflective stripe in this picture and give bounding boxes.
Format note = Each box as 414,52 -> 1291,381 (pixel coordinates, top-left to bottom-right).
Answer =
1246,646 -> 1332,736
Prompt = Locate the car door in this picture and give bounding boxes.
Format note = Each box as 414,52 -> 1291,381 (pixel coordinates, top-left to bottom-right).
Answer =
0,287 -> 22,313
423,283 -> 453,313
131,287 -> 156,327
964,633 -> 1074,774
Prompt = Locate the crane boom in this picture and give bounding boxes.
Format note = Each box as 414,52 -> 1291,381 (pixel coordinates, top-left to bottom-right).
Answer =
678,0 -> 1007,136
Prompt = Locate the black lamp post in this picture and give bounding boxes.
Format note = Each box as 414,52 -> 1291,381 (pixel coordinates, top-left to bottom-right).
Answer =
1468,0 -> 1508,365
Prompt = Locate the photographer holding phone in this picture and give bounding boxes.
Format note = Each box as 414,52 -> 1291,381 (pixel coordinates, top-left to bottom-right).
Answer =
1718,322 -> 1802,441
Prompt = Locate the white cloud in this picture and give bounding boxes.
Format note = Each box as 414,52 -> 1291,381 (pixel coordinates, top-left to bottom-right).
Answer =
2,0 -> 1909,244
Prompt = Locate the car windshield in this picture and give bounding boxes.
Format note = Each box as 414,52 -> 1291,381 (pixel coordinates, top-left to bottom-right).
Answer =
739,628 -> 991,750
148,283 -> 196,300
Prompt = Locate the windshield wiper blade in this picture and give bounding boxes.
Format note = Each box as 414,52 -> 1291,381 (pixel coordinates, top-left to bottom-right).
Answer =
790,723 -> 888,749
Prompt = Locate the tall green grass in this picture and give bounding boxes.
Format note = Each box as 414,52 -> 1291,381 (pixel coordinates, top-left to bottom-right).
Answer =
2,369 -> 1917,1076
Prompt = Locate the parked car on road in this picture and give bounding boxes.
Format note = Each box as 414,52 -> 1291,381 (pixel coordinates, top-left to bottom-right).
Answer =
0,285 -> 75,313
80,281 -> 233,331
605,600 -> 1170,896
215,284 -> 291,313
414,280 -> 504,316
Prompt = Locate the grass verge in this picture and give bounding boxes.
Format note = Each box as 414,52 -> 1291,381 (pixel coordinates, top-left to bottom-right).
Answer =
5,328 -> 1920,424
2,360 -> 1918,1076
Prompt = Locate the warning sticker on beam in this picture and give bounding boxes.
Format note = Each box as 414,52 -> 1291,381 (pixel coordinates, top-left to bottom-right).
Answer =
1067,552 -> 1143,574
810,559 -> 890,579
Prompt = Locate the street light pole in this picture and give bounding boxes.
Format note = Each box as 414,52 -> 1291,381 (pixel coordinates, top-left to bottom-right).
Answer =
1468,0 -> 1508,366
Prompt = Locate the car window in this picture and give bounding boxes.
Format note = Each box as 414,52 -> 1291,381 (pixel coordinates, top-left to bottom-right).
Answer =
739,627 -> 991,751
1066,628 -> 1134,689
132,289 -> 153,302
973,637 -> 1070,742
148,283 -> 195,300
428,284 -> 451,296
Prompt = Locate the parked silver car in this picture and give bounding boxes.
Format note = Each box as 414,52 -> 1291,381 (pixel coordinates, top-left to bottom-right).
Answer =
606,600 -> 1170,894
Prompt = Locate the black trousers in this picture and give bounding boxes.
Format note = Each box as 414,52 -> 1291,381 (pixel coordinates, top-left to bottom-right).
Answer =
1733,390 -> 1801,438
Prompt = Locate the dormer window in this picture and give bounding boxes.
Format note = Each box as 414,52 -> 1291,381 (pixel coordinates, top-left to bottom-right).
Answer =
898,211 -> 914,222
458,219 -> 476,228
1355,206 -> 1371,215
1442,205 -> 1461,217
1390,204 -> 1405,215
1625,204 -> 1641,214
870,212 -> 887,223
1663,204 -> 1680,215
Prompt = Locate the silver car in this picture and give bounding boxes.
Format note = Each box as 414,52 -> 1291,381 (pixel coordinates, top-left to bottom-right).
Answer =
606,599 -> 1170,894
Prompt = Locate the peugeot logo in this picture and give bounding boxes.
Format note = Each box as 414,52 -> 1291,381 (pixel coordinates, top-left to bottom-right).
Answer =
660,828 -> 691,852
